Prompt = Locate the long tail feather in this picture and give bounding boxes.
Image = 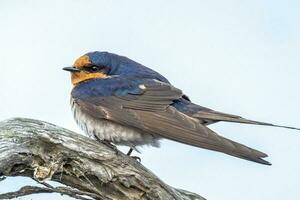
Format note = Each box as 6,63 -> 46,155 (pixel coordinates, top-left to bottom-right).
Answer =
194,111 -> 300,130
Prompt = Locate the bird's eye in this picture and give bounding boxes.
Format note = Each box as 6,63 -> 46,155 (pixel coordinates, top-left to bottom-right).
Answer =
90,66 -> 99,72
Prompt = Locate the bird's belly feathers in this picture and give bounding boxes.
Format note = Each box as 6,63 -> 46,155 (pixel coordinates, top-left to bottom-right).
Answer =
71,98 -> 160,147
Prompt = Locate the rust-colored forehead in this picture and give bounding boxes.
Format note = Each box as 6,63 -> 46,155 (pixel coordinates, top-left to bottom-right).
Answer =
73,55 -> 91,68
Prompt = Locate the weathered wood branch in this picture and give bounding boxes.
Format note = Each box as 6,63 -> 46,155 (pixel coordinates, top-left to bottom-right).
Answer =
0,118 -> 205,200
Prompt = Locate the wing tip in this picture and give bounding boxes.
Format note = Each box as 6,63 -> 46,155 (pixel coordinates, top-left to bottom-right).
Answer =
239,153 -> 272,165
256,157 -> 272,166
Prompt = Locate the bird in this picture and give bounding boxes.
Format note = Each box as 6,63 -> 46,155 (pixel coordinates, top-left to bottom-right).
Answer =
63,51 -> 300,165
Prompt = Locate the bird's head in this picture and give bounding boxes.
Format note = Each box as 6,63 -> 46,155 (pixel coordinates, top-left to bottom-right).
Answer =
63,52 -> 113,85
63,51 -> 169,85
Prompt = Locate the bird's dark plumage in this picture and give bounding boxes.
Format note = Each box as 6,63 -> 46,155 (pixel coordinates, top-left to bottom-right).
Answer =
65,51 -> 300,165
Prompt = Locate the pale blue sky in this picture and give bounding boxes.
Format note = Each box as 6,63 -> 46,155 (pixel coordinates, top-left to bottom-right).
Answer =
0,1 -> 300,199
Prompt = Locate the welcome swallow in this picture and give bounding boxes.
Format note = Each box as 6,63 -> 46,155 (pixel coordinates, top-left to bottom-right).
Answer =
63,51 -> 300,165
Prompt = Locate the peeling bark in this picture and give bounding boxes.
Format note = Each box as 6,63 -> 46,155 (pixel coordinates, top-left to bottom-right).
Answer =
0,118 -> 205,200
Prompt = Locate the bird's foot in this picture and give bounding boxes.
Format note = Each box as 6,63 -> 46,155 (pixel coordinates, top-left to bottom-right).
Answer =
126,147 -> 141,162
130,156 -> 141,162
102,140 -> 119,154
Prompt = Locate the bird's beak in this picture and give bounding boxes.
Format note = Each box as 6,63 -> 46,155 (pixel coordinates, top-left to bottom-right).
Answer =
62,66 -> 81,72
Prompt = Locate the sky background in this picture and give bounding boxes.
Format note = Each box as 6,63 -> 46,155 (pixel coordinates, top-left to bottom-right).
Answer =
0,0 -> 300,199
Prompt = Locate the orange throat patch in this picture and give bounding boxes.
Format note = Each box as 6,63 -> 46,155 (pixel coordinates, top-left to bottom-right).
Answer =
71,71 -> 108,85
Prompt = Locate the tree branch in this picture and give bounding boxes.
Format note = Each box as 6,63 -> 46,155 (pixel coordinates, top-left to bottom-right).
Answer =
0,118 -> 205,200
0,185 -> 96,200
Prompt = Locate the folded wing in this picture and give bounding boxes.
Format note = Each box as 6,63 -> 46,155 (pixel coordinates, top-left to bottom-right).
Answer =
72,78 -> 271,165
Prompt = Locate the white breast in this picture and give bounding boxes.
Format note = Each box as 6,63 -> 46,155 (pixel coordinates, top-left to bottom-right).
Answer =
70,98 -> 160,147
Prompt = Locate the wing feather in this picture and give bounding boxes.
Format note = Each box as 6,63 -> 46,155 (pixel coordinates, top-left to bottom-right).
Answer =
73,79 -> 271,165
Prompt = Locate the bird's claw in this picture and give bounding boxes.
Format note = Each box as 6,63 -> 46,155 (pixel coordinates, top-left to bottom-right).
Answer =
102,140 -> 119,154
130,156 -> 141,162
126,147 -> 141,162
